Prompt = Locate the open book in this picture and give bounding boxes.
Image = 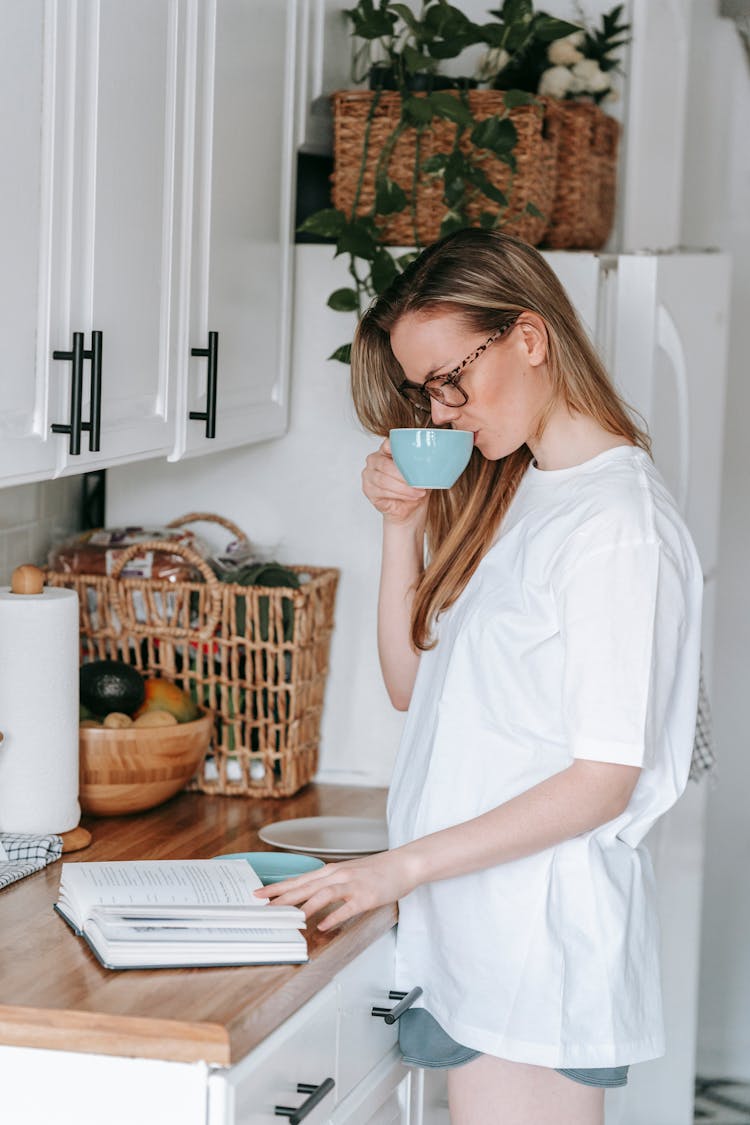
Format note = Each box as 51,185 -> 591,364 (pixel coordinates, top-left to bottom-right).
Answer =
55,860 -> 308,970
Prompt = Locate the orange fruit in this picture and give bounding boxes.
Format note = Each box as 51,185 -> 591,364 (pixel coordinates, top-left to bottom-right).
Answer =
134,679 -> 200,723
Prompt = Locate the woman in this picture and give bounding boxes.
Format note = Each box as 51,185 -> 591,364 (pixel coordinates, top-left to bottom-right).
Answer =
260,229 -> 703,1124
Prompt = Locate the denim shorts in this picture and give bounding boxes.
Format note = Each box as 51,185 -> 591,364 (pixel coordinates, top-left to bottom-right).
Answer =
398,1009 -> 629,1089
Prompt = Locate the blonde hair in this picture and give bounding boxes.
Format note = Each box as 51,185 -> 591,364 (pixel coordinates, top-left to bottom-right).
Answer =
351,229 -> 650,650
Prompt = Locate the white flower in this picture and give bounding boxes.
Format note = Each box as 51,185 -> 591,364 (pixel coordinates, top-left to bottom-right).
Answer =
571,58 -> 611,94
476,46 -> 510,83
602,88 -> 620,103
547,35 -> 585,66
538,65 -> 575,98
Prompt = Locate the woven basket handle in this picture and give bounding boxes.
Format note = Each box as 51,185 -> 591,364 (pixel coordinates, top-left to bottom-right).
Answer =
107,539 -> 224,642
166,512 -> 250,548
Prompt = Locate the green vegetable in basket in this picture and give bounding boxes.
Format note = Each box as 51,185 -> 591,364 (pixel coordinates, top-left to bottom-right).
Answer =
215,561 -> 300,642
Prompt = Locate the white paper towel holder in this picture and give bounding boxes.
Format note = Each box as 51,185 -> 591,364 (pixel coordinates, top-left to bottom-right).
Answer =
5,565 -> 92,853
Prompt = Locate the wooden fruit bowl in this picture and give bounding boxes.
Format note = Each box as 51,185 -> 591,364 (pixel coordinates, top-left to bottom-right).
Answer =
79,711 -> 213,816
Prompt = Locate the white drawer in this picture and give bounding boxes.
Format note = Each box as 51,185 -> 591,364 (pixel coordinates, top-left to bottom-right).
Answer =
216,984 -> 338,1124
336,929 -> 400,1101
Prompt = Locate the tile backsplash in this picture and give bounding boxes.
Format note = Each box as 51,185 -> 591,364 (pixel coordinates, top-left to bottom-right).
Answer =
0,478 -> 82,585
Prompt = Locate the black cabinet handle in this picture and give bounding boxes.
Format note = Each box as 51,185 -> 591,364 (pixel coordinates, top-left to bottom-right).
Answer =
51,331 -> 103,455
371,986 -> 423,1024
275,1077 -> 335,1123
80,331 -> 103,452
189,330 -> 218,438
51,332 -> 85,455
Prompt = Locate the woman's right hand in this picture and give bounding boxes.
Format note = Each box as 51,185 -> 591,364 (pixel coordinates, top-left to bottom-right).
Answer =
362,438 -> 429,526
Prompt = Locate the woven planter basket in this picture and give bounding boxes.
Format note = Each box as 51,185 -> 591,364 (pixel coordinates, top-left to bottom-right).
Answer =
47,513 -> 339,800
542,100 -> 620,250
331,89 -> 560,247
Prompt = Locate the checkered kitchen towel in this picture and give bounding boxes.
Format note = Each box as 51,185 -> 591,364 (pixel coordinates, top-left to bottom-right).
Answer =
0,832 -> 63,891
689,658 -> 717,784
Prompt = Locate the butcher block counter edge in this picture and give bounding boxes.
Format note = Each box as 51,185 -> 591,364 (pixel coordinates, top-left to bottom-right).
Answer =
0,785 -> 395,1066
0,905 -> 396,1065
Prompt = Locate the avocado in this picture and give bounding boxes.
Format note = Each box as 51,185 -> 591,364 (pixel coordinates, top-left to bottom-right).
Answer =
80,660 -> 145,718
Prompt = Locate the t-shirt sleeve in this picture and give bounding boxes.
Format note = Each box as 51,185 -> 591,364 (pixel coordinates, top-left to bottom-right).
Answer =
554,539 -> 686,769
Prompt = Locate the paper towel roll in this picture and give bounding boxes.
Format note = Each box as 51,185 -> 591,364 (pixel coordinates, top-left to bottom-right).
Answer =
0,583 -> 80,833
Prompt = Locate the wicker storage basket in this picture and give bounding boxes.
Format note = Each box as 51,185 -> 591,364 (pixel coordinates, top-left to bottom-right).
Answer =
541,100 -> 620,250
331,90 -> 560,247
46,514 -> 339,799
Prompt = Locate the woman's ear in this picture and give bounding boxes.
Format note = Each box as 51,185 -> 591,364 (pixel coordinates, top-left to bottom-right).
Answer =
516,313 -> 549,368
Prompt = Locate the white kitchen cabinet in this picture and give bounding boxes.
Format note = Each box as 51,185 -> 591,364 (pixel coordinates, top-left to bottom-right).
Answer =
0,0 -> 299,489
0,0 -> 62,484
51,0 -> 181,476
172,0 -> 297,460
207,929 -> 416,1125
209,985 -> 339,1124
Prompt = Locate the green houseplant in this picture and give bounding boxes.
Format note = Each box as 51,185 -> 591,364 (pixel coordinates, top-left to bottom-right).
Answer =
299,0 -> 629,360
299,0 -> 579,362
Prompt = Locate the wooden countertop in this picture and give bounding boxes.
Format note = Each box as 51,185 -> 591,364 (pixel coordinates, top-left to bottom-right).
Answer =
0,784 -> 393,1066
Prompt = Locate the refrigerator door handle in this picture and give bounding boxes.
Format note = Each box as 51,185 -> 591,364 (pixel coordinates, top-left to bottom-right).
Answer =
656,303 -> 690,515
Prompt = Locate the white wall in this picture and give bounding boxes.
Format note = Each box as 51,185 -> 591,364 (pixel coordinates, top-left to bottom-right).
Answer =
0,478 -> 81,585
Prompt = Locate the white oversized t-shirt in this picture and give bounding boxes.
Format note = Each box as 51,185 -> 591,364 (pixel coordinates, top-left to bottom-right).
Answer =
387,445 -> 703,1068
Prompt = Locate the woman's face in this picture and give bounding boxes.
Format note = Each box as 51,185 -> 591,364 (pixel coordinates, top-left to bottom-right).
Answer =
389,308 -> 552,461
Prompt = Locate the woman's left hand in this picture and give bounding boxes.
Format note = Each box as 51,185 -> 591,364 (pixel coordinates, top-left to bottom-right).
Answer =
255,848 -> 418,931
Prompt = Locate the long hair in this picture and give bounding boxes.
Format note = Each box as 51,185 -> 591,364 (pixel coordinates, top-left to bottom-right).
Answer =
351,228 -> 650,650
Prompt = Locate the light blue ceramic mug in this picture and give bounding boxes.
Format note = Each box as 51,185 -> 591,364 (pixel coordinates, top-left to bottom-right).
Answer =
389,428 -> 473,489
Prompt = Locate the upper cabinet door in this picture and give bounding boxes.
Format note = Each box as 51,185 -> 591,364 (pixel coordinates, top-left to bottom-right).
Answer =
174,0 -> 298,460
0,0 -> 61,486
52,0 -> 181,475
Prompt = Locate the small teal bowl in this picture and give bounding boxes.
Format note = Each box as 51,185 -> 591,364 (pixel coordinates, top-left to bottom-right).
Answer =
214,851 -> 325,885
390,428 -> 473,489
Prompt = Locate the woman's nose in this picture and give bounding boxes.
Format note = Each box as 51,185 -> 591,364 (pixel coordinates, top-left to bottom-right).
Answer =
430,399 -> 458,427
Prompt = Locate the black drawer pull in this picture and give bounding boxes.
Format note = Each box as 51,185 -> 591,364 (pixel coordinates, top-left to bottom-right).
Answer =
275,1077 -> 335,1123
189,330 -> 218,438
371,985 -> 423,1024
51,330 -> 103,454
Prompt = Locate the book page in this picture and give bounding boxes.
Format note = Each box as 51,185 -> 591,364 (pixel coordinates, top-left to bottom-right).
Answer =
57,860 -> 266,928
89,904 -> 305,928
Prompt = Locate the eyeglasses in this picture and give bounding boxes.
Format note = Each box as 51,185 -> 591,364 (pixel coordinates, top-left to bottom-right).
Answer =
396,317 -> 520,415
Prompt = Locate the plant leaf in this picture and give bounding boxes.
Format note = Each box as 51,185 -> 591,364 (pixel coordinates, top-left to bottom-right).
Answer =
345,7 -> 397,39
371,249 -> 399,294
329,343 -> 353,364
422,153 -> 449,174
336,218 -> 378,260
402,44 -> 434,73
470,115 -> 517,155
439,211 -> 465,238
297,208 -> 347,239
396,251 -> 419,269
327,287 -> 360,312
479,211 -> 498,229
429,90 -> 474,126
532,15 -> 582,42
525,201 -> 545,219
403,95 -> 434,126
390,2 -> 420,33
501,89 -> 537,108
443,152 -> 468,208
465,164 -> 508,207
375,176 -> 408,215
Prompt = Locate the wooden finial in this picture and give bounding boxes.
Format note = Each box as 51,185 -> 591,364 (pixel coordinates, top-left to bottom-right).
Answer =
11,565 -> 45,595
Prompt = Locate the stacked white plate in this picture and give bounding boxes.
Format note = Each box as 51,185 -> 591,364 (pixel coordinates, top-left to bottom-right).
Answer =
258,816 -> 388,861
